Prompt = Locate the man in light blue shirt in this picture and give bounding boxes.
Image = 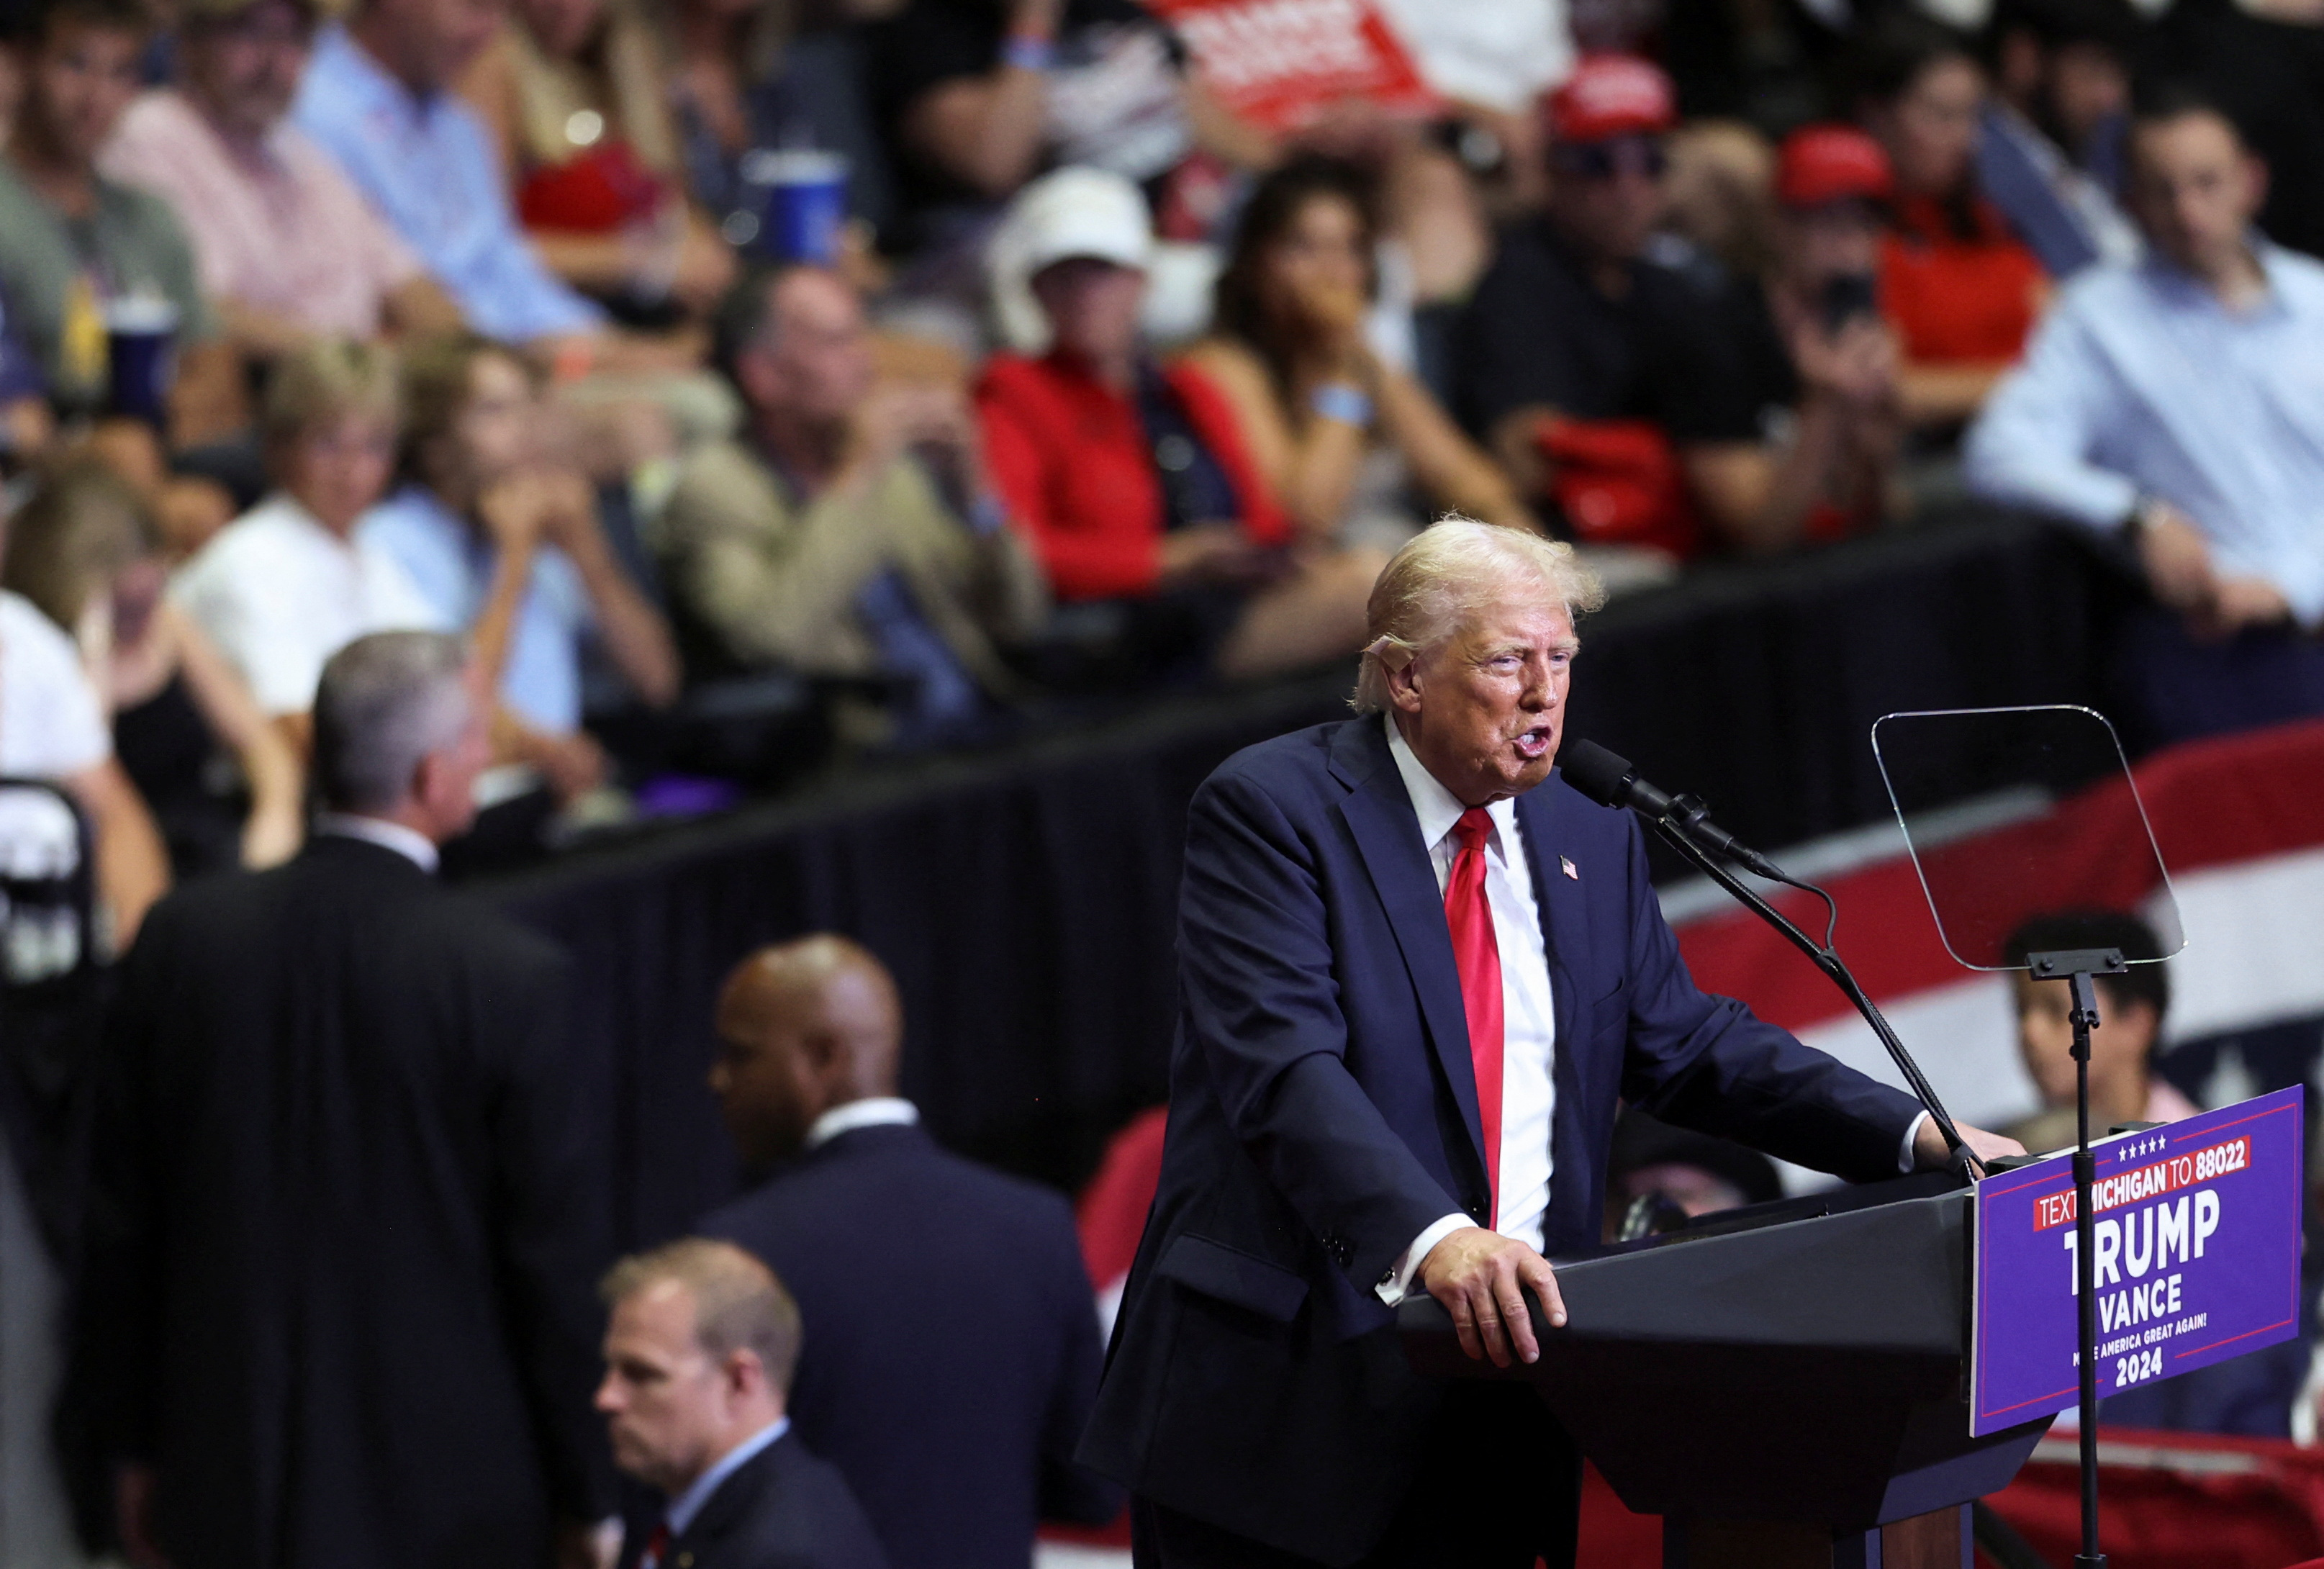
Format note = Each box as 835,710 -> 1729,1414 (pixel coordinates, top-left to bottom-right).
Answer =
291,3 -> 599,345
1966,86 -> 2324,745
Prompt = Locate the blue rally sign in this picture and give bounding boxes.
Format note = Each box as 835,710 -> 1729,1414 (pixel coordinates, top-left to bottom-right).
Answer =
1971,1086 -> 2305,1437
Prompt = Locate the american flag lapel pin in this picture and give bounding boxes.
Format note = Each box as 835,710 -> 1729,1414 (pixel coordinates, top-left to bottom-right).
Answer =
1560,856 -> 1579,880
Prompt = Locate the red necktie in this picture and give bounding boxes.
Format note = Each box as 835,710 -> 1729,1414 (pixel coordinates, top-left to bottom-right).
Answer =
1445,807 -> 1504,1227
642,1522 -> 671,1569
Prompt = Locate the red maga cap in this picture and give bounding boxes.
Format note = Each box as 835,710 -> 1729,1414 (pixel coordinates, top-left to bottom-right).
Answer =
1776,124 -> 1894,208
1545,55 -> 1677,145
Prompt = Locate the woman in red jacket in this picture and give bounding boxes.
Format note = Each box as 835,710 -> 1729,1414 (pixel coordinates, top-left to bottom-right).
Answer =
977,168 -> 1379,683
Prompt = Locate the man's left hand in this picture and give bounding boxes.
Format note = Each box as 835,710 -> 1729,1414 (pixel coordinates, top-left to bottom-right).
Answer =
1416,1226 -> 1565,1369
1914,1118 -> 2025,1176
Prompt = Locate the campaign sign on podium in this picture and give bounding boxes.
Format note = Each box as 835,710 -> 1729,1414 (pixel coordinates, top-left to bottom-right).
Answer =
1971,1086 -> 2305,1436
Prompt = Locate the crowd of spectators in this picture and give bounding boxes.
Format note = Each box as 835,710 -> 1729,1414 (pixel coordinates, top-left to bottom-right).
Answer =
0,0 -> 2318,1556
0,0 -> 2310,930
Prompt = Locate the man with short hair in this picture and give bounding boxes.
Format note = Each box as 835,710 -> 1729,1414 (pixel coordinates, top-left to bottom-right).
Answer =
654,267 -> 1045,733
290,0 -> 611,350
0,0 -> 243,443
77,630 -> 614,1569
1453,55 -> 1797,555
1966,88 -> 2324,746
597,1239 -> 888,1569
101,0 -> 461,356
1081,520 -> 2021,1566
697,936 -> 1116,1569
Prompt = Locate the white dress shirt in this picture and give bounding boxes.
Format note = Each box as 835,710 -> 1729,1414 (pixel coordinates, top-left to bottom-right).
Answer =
312,812 -> 440,873
1375,716 -> 1558,1304
171,493 -> 441,716
804,1097 -> 918,1151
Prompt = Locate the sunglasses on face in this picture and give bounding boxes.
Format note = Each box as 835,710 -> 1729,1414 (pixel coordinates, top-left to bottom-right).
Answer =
1554,136 -> 1669,182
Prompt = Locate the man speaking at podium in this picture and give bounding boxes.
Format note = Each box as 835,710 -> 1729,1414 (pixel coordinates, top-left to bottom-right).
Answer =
1079,520 -> 2020,1569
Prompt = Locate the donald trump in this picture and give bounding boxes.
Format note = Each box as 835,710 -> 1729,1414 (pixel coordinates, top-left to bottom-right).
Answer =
1079,518 -> 2018,1568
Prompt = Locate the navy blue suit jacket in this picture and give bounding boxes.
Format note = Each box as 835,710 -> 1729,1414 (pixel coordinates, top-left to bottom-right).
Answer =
616,1431 -> 887,1569
700,1123 -> 1118,1569
1078,718 -> 1926,1564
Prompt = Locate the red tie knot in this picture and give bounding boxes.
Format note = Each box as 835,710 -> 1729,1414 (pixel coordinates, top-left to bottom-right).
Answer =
1453,807 -> 1493,854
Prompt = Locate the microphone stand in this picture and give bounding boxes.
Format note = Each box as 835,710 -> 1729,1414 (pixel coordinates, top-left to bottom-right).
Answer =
2021,946 -> 2128,1569
1641,813 -> 1976,1173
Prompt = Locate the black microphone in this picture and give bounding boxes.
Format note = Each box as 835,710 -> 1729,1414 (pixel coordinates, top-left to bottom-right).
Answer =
1558,740 -> 1788,881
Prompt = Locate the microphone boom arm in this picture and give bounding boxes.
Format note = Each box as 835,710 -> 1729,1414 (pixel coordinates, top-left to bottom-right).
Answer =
1645,815 -> 1978,1175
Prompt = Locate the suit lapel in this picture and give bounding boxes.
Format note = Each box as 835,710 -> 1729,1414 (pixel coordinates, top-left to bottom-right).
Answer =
667,1437 -> 776,1564
1515,781 -> 1599,1254
1329,721 -> 1487,1176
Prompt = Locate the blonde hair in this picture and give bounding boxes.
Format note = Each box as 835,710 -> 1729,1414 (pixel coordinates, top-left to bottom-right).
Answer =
1351,517 -> 1606,714
1,462 -> 159,631
262,338 -> 401,451
600,1238 -> 803,1393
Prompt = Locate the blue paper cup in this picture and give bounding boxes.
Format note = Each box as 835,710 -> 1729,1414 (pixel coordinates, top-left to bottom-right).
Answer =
741,150 -> 849,265
103,296 -> 178,425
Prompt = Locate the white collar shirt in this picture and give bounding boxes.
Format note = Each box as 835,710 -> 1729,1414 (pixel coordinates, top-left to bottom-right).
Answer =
1378,714 -> 1559,1293
311,812 -> 440,874
168,493 -> 443,717
804,1097 -> 919,1151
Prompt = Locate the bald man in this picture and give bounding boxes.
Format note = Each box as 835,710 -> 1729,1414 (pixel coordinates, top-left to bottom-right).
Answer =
697,936 -> 1118,1569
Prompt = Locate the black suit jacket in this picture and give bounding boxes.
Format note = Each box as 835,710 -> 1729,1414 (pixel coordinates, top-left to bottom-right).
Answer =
1079,719 -> 1927,1564
619,1432 -> 888,1569
74,836 -> 612,1569
700,1122 -> 1117,1569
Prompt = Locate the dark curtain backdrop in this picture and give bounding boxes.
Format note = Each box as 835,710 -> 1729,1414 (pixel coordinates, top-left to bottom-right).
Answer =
484,513 -> 2130,1248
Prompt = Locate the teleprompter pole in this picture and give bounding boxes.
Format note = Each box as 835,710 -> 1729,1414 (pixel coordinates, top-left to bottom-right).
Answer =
2027,946 -> 2128,1569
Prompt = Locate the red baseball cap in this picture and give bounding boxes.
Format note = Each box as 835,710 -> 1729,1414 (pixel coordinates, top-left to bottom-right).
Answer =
1776,124 -> 1894,209
1545,55 -> 1677,145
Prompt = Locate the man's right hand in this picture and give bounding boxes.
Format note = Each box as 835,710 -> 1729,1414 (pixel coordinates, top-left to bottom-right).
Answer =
2133,500 -> 2220,621
1417,1226 -> 1566,1369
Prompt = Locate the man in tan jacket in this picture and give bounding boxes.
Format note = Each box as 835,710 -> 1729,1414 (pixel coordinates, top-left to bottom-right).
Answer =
656,266 -> 1046,735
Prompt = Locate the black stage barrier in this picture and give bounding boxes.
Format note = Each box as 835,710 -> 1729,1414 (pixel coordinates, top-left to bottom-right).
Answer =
482,511 -> 2128,1246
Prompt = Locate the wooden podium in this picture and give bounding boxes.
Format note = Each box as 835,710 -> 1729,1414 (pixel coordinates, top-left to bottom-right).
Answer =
1398,1171 -> 2051,1568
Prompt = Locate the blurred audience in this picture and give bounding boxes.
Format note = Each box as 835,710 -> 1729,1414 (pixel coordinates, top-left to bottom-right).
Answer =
366,333 -> 681,798
700,936 -> 1117,1569
598,1239 -> 890,1569
0,0 -> 243,443
654,265 -> 1044,736
1966,88 -> 2324,746
2,462 -> 302,874
0,567 -> 166,944
458,0 -> 737,320
864,0 -> 1260,271
1852,15 -> 2045,428
977,168 -> 1375,684
173,340 -> 434,748
1737,125 -> 1908,541
1457,57 -> 1789,558
101,0 -> 462,361
1375,0 -> 1573,214
291,0 -> 605,349
1998,908 -> 2188,1154
1192,157 -> 1530,553
76,630 -> 613,1569
1978,0 -> 2140,279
